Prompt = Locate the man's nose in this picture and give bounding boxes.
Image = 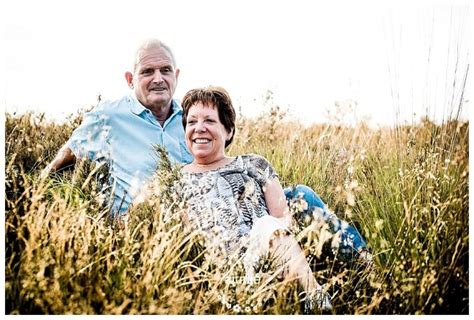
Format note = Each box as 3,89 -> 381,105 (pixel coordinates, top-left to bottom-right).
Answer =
152,70 -> 163,83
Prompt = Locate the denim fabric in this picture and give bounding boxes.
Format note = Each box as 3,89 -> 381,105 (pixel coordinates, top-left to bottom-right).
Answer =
284,184 -> 367,258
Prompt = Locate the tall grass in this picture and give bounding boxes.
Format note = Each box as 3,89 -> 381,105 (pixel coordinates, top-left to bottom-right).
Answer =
5,107 -> 468,314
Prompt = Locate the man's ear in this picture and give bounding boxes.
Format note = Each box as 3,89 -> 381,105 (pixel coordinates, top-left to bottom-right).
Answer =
125,71 -> 134,89
175,68 -> 180,81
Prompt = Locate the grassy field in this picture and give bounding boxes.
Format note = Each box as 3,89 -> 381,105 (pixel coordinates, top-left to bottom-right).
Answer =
5,106 -> 469,315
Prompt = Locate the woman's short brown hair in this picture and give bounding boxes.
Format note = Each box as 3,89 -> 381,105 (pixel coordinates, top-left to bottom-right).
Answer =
181,86 -> 236,147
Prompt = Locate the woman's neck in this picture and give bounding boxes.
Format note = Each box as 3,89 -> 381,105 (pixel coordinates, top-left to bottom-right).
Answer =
185,156 -> 234,173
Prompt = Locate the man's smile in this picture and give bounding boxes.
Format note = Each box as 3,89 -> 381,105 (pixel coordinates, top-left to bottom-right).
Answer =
149,86 -> 167,92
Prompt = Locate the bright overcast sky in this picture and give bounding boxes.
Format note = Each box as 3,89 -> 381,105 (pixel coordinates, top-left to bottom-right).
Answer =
1,0 -> 471,126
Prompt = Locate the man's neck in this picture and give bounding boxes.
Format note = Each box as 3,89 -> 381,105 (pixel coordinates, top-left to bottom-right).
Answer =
149,102 -> 173,127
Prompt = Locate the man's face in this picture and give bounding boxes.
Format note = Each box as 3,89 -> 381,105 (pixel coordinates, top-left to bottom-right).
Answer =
128,47 -> 180,111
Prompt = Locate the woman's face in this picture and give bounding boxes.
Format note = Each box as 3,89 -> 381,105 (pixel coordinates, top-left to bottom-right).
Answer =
185,102 -> 232,164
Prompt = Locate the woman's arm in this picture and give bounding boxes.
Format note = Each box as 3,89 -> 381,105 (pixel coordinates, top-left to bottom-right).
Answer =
263,177 -> 292,227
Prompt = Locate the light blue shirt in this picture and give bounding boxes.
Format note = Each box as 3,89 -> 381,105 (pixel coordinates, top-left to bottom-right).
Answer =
66,94 -> 193,216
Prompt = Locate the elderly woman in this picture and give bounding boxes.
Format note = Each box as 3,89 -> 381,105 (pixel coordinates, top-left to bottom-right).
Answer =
176,86 -> 332,313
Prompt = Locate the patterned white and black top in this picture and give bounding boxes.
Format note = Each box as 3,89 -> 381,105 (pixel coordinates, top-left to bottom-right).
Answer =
177,154 -> 278,253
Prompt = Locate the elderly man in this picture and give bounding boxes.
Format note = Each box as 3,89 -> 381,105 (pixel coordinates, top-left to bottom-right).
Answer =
43,39 -> 192,217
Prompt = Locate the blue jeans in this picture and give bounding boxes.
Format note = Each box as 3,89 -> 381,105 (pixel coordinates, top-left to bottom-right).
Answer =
284,184 -> 367,258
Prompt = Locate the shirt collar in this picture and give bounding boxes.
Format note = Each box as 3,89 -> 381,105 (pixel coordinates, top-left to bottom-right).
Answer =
129,94 -> 182,116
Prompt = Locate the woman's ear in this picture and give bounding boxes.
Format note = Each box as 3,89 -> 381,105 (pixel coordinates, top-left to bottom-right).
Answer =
226,128 -> 234,141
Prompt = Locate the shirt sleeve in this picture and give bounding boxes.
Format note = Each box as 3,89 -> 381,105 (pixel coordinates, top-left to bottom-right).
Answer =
65,104 -> 110,161
247,154 -> 279,188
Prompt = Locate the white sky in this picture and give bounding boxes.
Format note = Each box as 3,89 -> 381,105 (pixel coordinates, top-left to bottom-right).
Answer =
1,0 -> 471,126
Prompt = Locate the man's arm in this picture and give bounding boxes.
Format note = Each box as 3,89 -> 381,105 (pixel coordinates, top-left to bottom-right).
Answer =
40,145 -> 76,178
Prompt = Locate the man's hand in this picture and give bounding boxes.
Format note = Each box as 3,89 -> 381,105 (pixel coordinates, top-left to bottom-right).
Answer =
39,163 -> 53,180
40,146 -> 76,179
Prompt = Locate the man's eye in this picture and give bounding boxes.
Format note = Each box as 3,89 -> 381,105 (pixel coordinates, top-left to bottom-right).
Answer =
141,69 -> 153,75
161,67 -> 172,73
